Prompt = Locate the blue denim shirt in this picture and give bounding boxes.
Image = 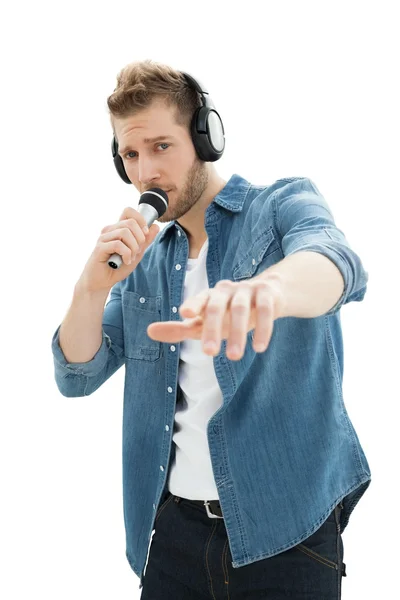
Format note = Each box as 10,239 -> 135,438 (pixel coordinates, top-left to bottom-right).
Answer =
51,174 -> 371,588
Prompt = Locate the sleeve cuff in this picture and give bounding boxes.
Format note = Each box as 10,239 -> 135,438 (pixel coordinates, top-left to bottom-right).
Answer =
51,324 -> 112,378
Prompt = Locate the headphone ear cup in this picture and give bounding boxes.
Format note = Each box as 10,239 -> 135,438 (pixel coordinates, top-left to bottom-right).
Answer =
190,107 -> 207,161
190,106 -> 225,162
111,137 -> 131,184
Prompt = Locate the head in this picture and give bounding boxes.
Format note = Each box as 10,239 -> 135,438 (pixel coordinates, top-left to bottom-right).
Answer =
107,60 -> 213,223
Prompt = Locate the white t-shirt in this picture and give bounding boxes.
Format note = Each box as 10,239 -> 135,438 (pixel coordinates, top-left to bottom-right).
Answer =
167,239 -> 223,500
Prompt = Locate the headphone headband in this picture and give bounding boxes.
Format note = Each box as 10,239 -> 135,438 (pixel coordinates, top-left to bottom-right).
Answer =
180,72 -> 213,108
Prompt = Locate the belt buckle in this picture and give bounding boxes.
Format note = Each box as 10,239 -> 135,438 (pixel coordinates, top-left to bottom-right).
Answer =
204,500 -> 223,519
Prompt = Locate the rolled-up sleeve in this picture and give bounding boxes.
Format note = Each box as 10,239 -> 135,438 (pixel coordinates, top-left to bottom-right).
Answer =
273,177 -> 368,316
51,282 -> 125,396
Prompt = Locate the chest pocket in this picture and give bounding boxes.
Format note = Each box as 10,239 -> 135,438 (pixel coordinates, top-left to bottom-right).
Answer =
232,227 -> 279,281
121,290 -> 162,361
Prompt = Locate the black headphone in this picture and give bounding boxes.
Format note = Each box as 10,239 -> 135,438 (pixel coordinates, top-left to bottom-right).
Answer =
111,71 -> 225,184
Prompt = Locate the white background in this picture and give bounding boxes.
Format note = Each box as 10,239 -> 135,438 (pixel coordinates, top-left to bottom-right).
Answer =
1,1 -> 398,598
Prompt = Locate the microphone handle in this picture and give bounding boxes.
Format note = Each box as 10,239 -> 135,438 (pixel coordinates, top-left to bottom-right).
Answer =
108,204 -> 159,269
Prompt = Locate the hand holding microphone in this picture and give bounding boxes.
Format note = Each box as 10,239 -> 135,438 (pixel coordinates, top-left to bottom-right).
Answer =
76,188 -> 169,294
108,188 -> 168,268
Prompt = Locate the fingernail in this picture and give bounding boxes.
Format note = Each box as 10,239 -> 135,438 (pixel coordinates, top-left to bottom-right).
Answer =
229,344 -> 241,356
254,343 -> 266,352
204,341 -> 218,353
143,226 -> 149,234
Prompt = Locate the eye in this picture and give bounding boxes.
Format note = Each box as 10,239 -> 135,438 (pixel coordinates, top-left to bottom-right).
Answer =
124,143 -> 169,160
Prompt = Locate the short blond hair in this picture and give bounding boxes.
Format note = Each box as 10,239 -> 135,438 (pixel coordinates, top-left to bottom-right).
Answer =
107,59 -> 201,133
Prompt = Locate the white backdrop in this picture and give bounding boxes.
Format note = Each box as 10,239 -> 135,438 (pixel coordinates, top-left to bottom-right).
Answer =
1,1 -> 398,598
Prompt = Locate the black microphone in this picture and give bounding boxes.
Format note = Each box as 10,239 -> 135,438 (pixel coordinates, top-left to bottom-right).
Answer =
108,188 -> 169,269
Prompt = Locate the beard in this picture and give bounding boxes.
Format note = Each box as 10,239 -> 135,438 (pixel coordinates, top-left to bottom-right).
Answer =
157,157 -> 208,223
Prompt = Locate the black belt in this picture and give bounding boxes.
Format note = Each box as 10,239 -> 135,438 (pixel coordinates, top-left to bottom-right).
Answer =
171,494 -> 224,519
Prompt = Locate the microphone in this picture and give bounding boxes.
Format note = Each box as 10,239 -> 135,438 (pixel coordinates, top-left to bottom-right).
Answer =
108,188 -> 169,269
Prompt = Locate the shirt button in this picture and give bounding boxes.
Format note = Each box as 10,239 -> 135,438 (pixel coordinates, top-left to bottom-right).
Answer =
252,258 -> 256,266
160,466 -> 164,472
175,264 -> 182,271
139,297 -> 146,303
170,345 -> 176,352
167,387 -> 173,393
165,425 -> 169,431
177,231 -> 181,237
172,306 -> 178,313
153,504 -> 156,510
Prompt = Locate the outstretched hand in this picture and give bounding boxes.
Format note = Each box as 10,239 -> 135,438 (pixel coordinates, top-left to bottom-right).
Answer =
147,276 -> 285,361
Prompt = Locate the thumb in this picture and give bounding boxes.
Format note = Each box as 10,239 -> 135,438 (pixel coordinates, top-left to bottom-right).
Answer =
148,222 -> 161,238
142,223 -> 160,249
132,223 -> 160,265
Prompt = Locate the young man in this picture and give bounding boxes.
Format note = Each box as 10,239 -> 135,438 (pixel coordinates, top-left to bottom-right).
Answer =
51,60 -> 371,599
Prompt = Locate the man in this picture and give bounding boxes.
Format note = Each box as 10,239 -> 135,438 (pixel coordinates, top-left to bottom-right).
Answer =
51,59 -> 371,599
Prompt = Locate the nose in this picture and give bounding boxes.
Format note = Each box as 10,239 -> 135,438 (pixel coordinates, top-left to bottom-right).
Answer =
138,157 -> 160,187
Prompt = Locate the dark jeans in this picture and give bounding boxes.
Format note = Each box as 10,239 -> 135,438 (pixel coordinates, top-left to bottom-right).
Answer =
140,491 -> 346,599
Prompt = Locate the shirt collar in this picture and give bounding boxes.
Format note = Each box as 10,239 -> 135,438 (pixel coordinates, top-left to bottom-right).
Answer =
157,173 -> 250,243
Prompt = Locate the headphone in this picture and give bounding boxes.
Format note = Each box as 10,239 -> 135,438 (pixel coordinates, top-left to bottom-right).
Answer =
111,71 -> 225,184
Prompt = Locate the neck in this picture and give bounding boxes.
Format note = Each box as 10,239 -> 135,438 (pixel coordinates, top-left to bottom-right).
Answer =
177,166 -> 226,254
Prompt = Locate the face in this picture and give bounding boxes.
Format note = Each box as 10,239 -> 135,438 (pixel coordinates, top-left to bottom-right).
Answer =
113,98 -> 209,223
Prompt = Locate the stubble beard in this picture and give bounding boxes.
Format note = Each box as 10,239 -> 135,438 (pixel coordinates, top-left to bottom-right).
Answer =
158,157 -> 209,223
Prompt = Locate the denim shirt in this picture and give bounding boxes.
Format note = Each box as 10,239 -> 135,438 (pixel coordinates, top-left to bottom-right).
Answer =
51,174 -> 371,588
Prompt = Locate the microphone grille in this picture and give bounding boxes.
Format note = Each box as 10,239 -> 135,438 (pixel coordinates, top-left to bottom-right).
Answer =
139,188 -> 169,217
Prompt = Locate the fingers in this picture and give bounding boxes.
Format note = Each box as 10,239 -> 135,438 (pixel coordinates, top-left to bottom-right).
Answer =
252,282 -> 275,352
117,207 -> 149,232
101,217 -> 148,239
147,316 -> 203,343
199,282 -> 235,357
99,222 -> 146,265
225,284 -> 253,359
179,289 -> 210,318
99,210 -> 160,266
182,280 -> 279,361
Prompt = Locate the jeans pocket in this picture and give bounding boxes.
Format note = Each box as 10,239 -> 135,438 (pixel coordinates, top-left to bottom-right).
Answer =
294,510 -> 340,571
155,492 -> 174,523
295,542 -> 339,571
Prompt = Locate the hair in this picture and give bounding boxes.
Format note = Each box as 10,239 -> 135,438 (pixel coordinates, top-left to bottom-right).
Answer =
107,59 -> 201,135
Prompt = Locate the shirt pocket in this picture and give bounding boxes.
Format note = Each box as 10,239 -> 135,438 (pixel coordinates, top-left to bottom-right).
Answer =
232,227 -> 279,281
121,290 -> 162,361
